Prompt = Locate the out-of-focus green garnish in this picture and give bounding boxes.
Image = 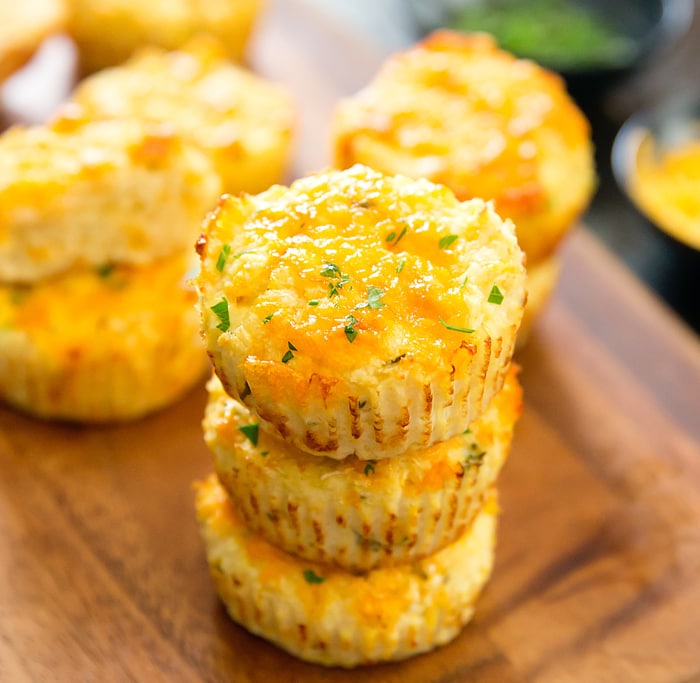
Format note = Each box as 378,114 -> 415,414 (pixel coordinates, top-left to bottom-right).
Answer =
344,315 -> 359,343
302,569 -> 325,584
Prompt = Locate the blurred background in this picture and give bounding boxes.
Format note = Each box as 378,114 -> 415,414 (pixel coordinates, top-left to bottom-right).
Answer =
2,0 -> 699,332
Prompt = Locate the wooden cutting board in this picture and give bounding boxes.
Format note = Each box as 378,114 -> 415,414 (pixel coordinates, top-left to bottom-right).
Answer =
1,2 -> 699,681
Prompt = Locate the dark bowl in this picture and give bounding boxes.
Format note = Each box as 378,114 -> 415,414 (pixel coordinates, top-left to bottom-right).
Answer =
612,93 -> 700,255
408,0 -> 694,84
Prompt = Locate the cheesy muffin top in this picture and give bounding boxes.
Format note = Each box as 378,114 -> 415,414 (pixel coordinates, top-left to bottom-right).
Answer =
333,31 -> 596,264
67,36 -> 294,195
197,165 -> 525,458
0,115 -> 220,283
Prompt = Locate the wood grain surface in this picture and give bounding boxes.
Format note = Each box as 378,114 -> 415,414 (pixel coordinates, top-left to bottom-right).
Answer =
2,1 -> 700,681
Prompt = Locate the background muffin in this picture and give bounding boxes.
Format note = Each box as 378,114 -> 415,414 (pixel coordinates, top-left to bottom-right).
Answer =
0,116 -> 220,283
65,36 -> 294,196
332,30 -> 596,266
65,0 -> 262,73
0,255 -> 207,421
197,164 -> 526,460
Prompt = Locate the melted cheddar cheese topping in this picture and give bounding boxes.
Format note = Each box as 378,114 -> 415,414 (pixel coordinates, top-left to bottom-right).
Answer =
198,164 -> 525,380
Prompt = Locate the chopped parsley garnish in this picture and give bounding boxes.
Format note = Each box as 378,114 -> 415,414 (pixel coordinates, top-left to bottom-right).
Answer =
211,299 -> 230,332
463,427 -> 472,434
439,317 -> 475,334
281,341 -> 297,363
438,234 -> 459,249
460,276 -> 469,289
396,258 -> 406,274
488,285 -> 504,305
260,451 -> 269,457
321,263 -> 350,298
262,313 -> 274,324
238,423 -> 259,446
216,244 -> 231,272
344,315 -> 359,343
308,299 -> 320,306
355,286 -> 385,311
386,225 -> 408,245
302,569 -> 325,584
96,263 -> 114,278
364,460 -> 377,476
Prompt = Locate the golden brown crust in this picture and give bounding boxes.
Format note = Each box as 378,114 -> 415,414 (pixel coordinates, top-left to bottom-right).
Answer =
197,165 -> 526,459
196,474 -> 498,667
332,30 -> 596,264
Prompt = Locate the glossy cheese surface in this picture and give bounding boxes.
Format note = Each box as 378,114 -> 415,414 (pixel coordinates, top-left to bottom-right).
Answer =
333,31 -> 596,264
197,165 -> 526,458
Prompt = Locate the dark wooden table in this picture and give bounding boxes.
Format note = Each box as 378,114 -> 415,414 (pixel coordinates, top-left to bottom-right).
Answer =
1,1 -> 700,681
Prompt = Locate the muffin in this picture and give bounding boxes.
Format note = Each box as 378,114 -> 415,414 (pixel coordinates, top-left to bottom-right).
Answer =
0,116 -> 220,284
205,365 -> 521,571
65,36 -> 295,195
196,164 -> 526,460
65,0 -> 262,73
0,255 -> 207,421
332,31 -> 595,266
196,473 -> 499,668
0,0 -> 65,82
517,256 -> 560,347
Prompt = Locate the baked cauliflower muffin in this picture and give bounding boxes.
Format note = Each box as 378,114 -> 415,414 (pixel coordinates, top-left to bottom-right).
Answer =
0,115 -> 220,284
205,365 -> 520,571
197,165 -> 526,460
196,474 -> 498,667
0,255 -> 207,421
0,0 -> 65,82
65,0 -> 262,73
66,36 -> 294,195
332,31 -> 596,266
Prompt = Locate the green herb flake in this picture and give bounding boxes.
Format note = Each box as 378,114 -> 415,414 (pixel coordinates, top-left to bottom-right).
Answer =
308,299 -> 320,306
321,263 -> 350,298
262,313 -> 274,324
438,234 -> 459,249
302,569 -> 325,584
216,244 -> 231,272
260,451 -> 269,457
355,286 -> 386,311
281,341 -> 297,363
96,263 -> 114,278
396,258 -> 406,274
238,423 -> 259,446
439,317 -> 475,334
211,299 -> 230,332
460,276 -> 469,289
488,285 -> 504,305
364,460 -> 377,476
386,231 -> 397,242
344,315 -> 359,343
394,225 -> 408,244
320,263 -> 342,279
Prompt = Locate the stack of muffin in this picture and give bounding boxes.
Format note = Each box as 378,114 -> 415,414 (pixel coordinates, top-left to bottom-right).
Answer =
195,164 -> 526,667
332,31 -> 596,345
